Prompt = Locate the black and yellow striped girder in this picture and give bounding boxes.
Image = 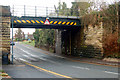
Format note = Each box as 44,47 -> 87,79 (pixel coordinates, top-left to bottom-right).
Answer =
12,16 -> 81,29
14,20 -> 77,26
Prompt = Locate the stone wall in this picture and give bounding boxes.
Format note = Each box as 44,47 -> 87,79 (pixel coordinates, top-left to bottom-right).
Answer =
83,22 -> 104,57
84,22 -> 103,49
0,6 -> 11,63
61,22 -> 104,58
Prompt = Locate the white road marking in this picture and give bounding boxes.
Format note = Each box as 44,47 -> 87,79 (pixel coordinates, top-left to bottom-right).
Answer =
72,66 -> 90,70
20,48 -> 38,57
24,45 -> 66,59
38,57 -> 60,64
104,71 -> 118,75
39,57 -> 47,61
23,54 -> 29,57
17,47 -> 63,65
23,55 -> 36,61
19,48 -> 57,64
18,58 -> 29,63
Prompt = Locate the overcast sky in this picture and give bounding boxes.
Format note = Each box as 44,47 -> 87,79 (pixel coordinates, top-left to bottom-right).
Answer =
0,0 -> 118,38
1,0 -> 73,38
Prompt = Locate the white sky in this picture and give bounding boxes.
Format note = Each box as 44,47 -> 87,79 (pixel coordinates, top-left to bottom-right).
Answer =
0,0 -> 73,38
0,0 -> 118,38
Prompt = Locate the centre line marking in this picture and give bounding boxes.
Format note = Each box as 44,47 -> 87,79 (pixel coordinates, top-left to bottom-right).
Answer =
104,71 -> 118,75
72,66 -> 90,70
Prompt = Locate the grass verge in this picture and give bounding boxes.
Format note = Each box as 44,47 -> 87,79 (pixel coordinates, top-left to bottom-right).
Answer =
21,40 -> 35,46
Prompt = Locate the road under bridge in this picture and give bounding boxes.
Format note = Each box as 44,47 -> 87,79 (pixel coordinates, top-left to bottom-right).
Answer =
1,5 -> 82,64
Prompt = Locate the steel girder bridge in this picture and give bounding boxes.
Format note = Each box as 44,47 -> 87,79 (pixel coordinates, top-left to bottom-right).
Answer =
10,5 -> 81,29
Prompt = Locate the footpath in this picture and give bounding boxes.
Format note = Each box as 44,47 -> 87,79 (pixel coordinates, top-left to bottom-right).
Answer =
48,52 -> 119,67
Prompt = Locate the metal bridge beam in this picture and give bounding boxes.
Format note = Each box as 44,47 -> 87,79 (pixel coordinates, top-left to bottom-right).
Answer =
11,16 -> 81,29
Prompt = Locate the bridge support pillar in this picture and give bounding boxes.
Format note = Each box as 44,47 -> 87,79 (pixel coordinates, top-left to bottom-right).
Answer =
55,29 -> 62,54
0,6 -> 11,64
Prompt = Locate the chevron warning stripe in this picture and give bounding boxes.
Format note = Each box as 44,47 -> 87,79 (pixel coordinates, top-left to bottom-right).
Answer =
26,20 -> 31,23
17,20 -> 21,23
74,22 -> 77,25
66,22 -> 70,25
50,21 -> 53,24
54,21 -> 58,24
14,20 -> 77,26
22,20 -> 26,23
36,20 -> 40,23
70,22 -> 74,25
62,22 -> 66,25
58,21 -> 62,24
40,20 -> 44,23
14,20 -> 17,23
31,20 -> 35,23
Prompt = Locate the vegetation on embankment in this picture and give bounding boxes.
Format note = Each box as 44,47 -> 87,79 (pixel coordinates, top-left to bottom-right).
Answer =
22,40 -> 35,47
33,1 -> 120,58
33,29 -> 55,53
81,2 -> 120,58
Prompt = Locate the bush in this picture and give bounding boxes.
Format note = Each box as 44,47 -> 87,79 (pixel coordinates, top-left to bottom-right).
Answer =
103,32 -> 119,58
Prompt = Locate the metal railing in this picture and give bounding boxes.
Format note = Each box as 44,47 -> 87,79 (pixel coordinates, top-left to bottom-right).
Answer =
10,5 -> 80,18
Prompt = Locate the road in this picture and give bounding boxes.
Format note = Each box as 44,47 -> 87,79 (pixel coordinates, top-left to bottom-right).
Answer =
3,42 -> 119,79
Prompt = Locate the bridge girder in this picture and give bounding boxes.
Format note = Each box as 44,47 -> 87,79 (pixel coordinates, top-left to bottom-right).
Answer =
11,16 -> 81,29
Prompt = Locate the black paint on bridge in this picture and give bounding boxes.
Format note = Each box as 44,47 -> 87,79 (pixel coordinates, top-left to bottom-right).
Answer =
11,16 -> 81,29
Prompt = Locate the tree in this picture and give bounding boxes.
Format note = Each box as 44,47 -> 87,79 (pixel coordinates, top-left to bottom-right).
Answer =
33,29 -> 40,47
54,2 -> 70,16
15,28 -> 23,41
71,2 -> 79,16
33,29 -> 55,52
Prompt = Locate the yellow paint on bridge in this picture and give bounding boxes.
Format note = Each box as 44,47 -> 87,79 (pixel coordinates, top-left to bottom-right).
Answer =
14,20 -> 77,26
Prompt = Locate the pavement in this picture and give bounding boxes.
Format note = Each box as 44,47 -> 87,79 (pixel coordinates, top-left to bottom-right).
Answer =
2,42 -> 120,79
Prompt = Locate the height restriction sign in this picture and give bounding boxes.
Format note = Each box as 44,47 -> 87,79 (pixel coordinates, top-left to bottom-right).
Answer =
44,19 -> 50,25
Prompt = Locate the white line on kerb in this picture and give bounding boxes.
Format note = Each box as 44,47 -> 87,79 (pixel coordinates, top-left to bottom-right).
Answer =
104,71 -> 118,75
72,66 -> 90,70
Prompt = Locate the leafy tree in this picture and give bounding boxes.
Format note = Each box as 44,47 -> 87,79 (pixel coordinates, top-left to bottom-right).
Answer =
33,29 -> 55,52
33,29 -> 40,47
15,28 -> 23,41
54,2 -> 71,16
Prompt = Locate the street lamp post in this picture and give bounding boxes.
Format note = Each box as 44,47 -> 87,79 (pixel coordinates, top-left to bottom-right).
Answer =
11,5 -> 14,64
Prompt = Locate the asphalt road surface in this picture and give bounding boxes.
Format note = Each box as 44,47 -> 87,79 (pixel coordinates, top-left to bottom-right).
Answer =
3,42 -> 119,79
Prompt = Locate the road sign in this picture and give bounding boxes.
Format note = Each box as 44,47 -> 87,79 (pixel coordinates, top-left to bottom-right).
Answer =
44,19 -> 50,25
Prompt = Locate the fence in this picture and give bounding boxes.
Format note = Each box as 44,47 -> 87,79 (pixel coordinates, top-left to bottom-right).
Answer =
10,5 -> 79,18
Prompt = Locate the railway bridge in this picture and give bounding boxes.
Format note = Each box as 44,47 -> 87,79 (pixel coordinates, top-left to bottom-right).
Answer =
1,5 -> 82,64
